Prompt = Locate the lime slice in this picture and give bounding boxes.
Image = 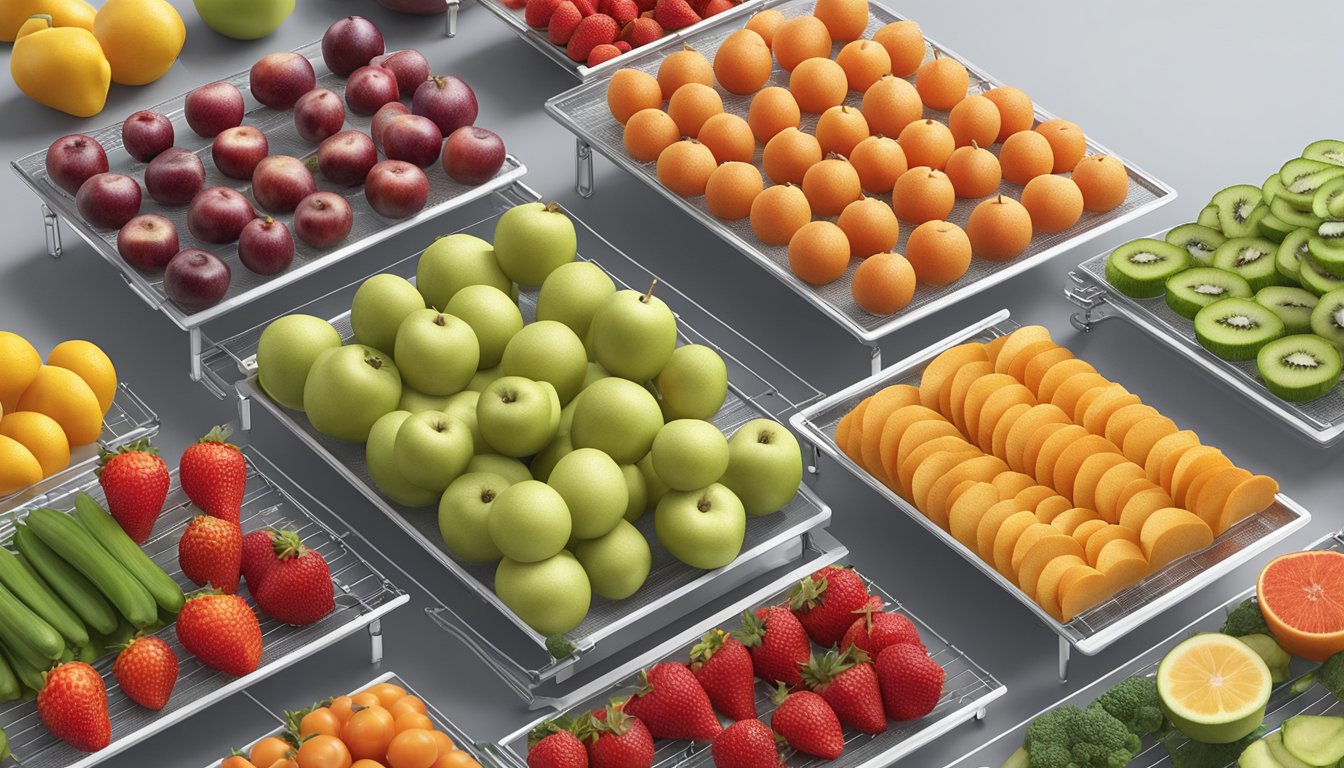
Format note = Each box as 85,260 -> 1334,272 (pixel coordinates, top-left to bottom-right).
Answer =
1157,632 -> 1272,744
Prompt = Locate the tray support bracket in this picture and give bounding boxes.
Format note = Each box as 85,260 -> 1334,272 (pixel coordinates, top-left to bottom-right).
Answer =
189,327 -> 203,382
1058,634 -> 1070,682
867,342 -> 882,376
575,139 -> 594,198
446,0 -> 460,37
43,204 -> 62,259
369,618 -> 384,663
1065,272 -> 1117,332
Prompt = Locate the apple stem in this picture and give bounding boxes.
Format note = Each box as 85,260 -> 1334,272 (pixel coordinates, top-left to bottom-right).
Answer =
697,498 -> 711,512
997,193 -> 1004,204
642,280 -> 658,303
545,201 -> 563,214
365,355 -> 383,370
434,314 -> 447,326
971,140 -> 980,151
481,490 -> 495,503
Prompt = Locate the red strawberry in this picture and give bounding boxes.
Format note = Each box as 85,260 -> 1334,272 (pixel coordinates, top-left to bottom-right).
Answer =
548,2 -> 583,44
620,17 -> 664,47
96,440 -> 169,544
587,44 -> 622,66
615,40 -> 632,52
632,0 -> 655,13
621,662 -> 722,741
179,515 -> 242,594
254,530 -> 334,625
574,0 -> 598,15
176,591 -> 263,676
113,635 -> 179,711
241,528 -> 280,594
711,719 -> 782,768
841,607 -> 923,657
770,684 -> 844,760
527,719 -> 588,768
736,606 -> 809,688
789,566 -> 871,648
567,14 -> 619,61
179,426 -> 247,523
654,0 -> 699,30
875,643 -> 945,721
605,0 -> 638,26
525,0 -> 564,27
702,0 -> 732,15
579,703 -> 654,768
689,629 -> 756,721
687,0 -> 711,15
801,647 -> 887,734
39,661 -> 110,752
502,0 -> 526,7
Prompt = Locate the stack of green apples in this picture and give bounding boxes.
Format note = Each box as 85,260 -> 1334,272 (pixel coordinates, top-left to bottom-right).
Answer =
253,202 -> 805,637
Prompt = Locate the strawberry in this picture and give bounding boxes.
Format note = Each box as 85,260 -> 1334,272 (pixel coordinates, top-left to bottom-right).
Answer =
687,0 -> 711,15
96,440 -> 169,544
711,719 -> 782,768
840,607 -> 923,657
654,0 -> 699,30
632,0 -> 655,14
525,0 -> 564,27
176,591 -> 263,676
621,662 -> 722,741
241,528 -> 280,594
689,629 -> 756,721
614,40 -> 632,52
770,683 -> 844,760
38,661 -> 111,752
574,0 -> 598,15
801,647 -> 887,734
736,606 -> 809,688
254,530 -> 334,626
702,0 -> 732,15
578,703 -> 654,768
587,44 -> 622,66
180,426 -> 247,523
179,515 -> 242,594
620,18 -> 664,47
567,14 -> 619,61
502,0 -> 526,7
875,643 -> 945,721
548,2 -> 583,44
527,718 -> 588,768
605,0 -> 638,26
789,566 -> 871,648
113,635 -> 179,711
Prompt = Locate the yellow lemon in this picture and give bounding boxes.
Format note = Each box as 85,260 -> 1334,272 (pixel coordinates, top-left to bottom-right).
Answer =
0,0 -> 96,42
0,411 -> 70,478
0,435 -> 43,496
0,331 -> 43,414
11,15 -> 110,117
47,340 -> 117,416
93,0 -> 186,86
16,366 -> 103,446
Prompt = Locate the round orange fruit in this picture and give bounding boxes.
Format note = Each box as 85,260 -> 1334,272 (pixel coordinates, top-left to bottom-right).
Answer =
914,54 -> 969,112
849,135 -> 906,194
861,75 -> 922,139
1072,154 -> 1128,212
838,197 -> 898,258
852,251 -> 916,314
788,221 -> 851,285
750,184 -> 812,245
999,130 -> 1054,186
714,29 -> 772,95
607,68 -> 663,124
705,162 -> 763,221
898,118 -> 954,170
47,339 -> 116,416
966,194 -> 1033,261
748,86 -> 801,143
0,331 -> 42,414
812,0 -> 867,42
763,127 -> 822,185
944,143 -> 1001,199
906,219 -> 971,285
745,9 -> 785,48
623,108 -> 680,162
836,39 -> 890,92
802,155 -> 862,217
16,365 -> 103,446
815,105 -> 869,157
0,411 -> 70,478
657,47 -> 713,100
657,139 -> 717,196
697,113 -> 754,164
1035,118 -> 1086,173
1258,550 -> 1344,662
891,166 -> 954,224
872,20 -> 924,77
667,82 -> 723,137
789,57 -> 847,114
1021,174 -> 1083,233
772,16 -> 831,72
948,94 -> 1000,148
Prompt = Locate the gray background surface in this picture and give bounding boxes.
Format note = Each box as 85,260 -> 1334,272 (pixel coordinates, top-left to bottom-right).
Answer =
1,1 -> 1342,765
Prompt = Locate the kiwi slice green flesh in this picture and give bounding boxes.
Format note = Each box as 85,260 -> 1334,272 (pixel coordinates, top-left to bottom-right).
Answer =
1212,237 -> 1283,291
1195,298 -> 1286,361
1303,139 -> 1344,168
1278,229 -> 1311,284
1212,185 -> 1266,237
1313,175 -> 1344,220
1255,286 -> 1318,334
1197,205 -> 1222,230
1257,334 -> 1342,402
1308,233 -> 1344,278
1105,239 -> 1190,298
1263,173 -> 1285,206
1269,195 -> 1322,228
1166,224 -> 1226,265
1165,268 -> 1252,319
1310,287 -> 1344,350
1302,254 -> 1344,296
1257,212 -> 1294,243
1278,158 -> 1344,210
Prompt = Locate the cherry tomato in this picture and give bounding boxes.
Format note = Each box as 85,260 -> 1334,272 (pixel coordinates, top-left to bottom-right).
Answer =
385,729 -> 438,768
429,731 -> 455,756
222,757 -> 257,768
433,751 -> 480,768
251,737 -> 293,767
341,705 -> 396,761
363,683 -> 406,709
350,762 -> 387,768
394,712 -> 434,734
351,692 -> 381,710
296,734 -> 352,768
329,696 -> 356,724
389,697 -> 427,719
266,760 -> 298,768
301,707 -> 343,739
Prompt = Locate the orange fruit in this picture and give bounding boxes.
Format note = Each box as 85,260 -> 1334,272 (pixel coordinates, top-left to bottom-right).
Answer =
762,127 -> 822,185
667,82 -> 723,137
394,710 -> 433,733
967,194 -> 1033,261
1021,174 -> 1083,233
697,113 -> 754,164
1035,118 -> 1086,173
861,75 -> 922,138
897,118 -> 954,170
623,108 -> 680,162
788,221 -> 850,285
0,434 -> 43,495
852,251 -> 915,314
656,139 -> 716,196
1072,154 -> 1128,212
906,219 -> 971,285
982,86 -> 1034,143
606,68 -> 663,124
812,0 -> 867,42
789,57 -> 847,114
0,411 -> 70,477
17,365 -> 103,446
747,86 -> 801,143
815,105 -> 869,157
891,166 -> 954,224
948,94 -> 1001,148
999,130 -> 1054,185
802,155 -> 862,216
772,16 -> 831,72
0,331 -> 42,414
705,161 -> 763,220
838,197 -> 899,258
849,135 -> 906,193
364,682 -> 407,708
745,9 -> 785,48
386,729 -> 439,768
872,20 -> 924,77
657,47 -> 713,100
835,40 -> 890,92
750,184 -> 812,245
435,752 -> 481,768
944,143 -> 1001,198
914,54 -> 969,112
47,340 -> 116,416
714,29 -> 772,95
1257,550 -> 1344,661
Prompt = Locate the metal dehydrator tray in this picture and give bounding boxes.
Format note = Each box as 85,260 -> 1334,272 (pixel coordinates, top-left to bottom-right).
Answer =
0,446 -> 409,768
1067,230 -> 1344,446
544,0 -> 1175,359
789,309 -> 1312,679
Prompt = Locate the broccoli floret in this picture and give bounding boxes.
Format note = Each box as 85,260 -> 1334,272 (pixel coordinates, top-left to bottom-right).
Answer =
1320,651 -> 1344,701
1220,598 -> 1271,637
1094,676 -> 1165,738
1159,726 -> 1263,768
1022,705 -> 1142,768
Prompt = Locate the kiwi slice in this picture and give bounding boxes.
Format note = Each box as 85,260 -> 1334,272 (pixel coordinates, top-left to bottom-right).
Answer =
1255,286 -> 1318,334
1194,298 -> 1286,361
1278,228 -> 1311,284
1308,233 -> 1344,278
1166,224 -> 1226,265
1165,268 -> 1253,319
1212,237 -> 1283,291
1197,204 -> 1222,230
1257,335 -> 1342,402
1310,287 -> 1344,350
1263,173 -> 1285,206
1302,253 -> 1344,296
1269,195 -> 1323,229
1257,212 -> 1294,243
1303,139 -> 1344,168
1105,239 -> 1191,298
1313,175 -> 1344,221
1212,185 -> 1266,237
1278,158 -> 1344,210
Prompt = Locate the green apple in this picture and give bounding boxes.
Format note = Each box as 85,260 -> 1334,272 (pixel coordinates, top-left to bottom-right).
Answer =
351,274 -> 426,356
547,448 -> 628,540
655,483 -> 746,570
638,453 -> 669,512
530,432 -> 573,482
193,0 -> 293,39
492,202 -> 577,287
416,234 -> 513,310
588,287 -> 678,383
445,285 -> 523,369
467,365 -> 503,393
437,472 -> 508,563
393,310 -> 480,396
583,363 -> 609,391
366,411 -> 439,508
487,480 -> 571,562
621,464 -> 648,522
570,377 -> 663,464
494,551 -> 591,636
651,419 -> 730,491
393,411 -> 473,492
540,382 -> 562,436
399,387 -> 452,413
654,344 -> 728,421
467,454 -> 532,485
499,320 -> 587,405
477,376 -> 557,457
442,391 -> 483,454
536,262 -> 616,341
573,520 -> 650,600
719,418 -> 804,516
304,345 -> 402,442
557,396 -> 580,435
256,314 -> 342,411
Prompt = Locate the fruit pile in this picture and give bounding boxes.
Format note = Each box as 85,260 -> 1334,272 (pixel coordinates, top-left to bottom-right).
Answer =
220,680 -> 482,768
834,325 -> 1279,622
603,5 -> 1130,315
526,566 -> 945,767
520,0 -> 738,68
1105,140 -> 1344,404
44,14 -> 506,313
0,332 -> 116,497
255,202 -> 805,636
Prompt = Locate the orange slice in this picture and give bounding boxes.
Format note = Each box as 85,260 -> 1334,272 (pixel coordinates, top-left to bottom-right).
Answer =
1005,339 -> 1060,382
898,436 -> 975,501
1049,371 -> 1110,422
885,414 -> 960,485
975,382 -> 1037,452
921,454 -> 1008,529
1020,422 -> 1072,481
1004,404 -> 1071,474
1092,461 -> 1148,524
1096,538 -> 1148,593
948,481 -> 1001,548
984,334 -> 1010,365
1081,387 -> 1143,437
1139,508 -> 1212,570
1257,550 -> 1344,661
944,361 -> 995,435
1216,475 -> 1279,536
1010,522 -> 1060,573
993,326 -> 1054,376
834,410 -> 854,453
1072,519 -> 1110,551
1121,415 -> 1179,470
991,402 -> 1033,460
1059,564 -> 1111,621
1189,466 -> 1252,529
1014,484 -> 1057,511
962,373 -> 1020,447
993,510 -> 1041,577
911,449 -> 983,514
1023,346 -> 1076,395
1037,358 -> 1097,403
1049,507 -> 1099,536
1037,554 -> 1087,620
843,398 -> 872,465
1072,452 -> 1129,512
1156,440 -> 1201,493
1033,424 -> 1091,488
991,471 -> 1036,500
1118,483 -> 1176,532
1084,524 -> 1138,565
860,385 -> 922,483
1144,430 -> 1200,487
1033,495 -> 1074,524
1103,402 -> 1161,449
1171,446 -> 1232,508
1051,434 -> 1122,502
1018,533 -> 1085,597
976,499 -> 1027,561
919,343 -> 989,410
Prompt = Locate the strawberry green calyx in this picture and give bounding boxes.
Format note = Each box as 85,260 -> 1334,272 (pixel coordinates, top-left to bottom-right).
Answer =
769,681 -> 792,708
788,574 -> 830,612
597,702 -> 637,737
270,530 -> 310,561
800,648 -> 856,690
630,668 -> 655,698
197,425 -> 237,448
736,609 -> 767,648
95,439 -> 159,474
282,700 -> 330,740
689,628 -> 729,668
527,716 -> 577,747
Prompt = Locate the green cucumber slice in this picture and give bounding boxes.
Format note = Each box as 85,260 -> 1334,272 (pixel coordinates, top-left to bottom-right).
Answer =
1281,715 -> 1344,766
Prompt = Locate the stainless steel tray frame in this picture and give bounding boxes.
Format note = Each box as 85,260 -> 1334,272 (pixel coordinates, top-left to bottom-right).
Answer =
789,309 -> 1313,680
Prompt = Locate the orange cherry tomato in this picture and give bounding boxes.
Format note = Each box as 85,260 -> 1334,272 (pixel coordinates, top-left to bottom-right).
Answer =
385,729 -> 439,768
341,705 -> 396,761
251,737 -> 294,767
433,751 -> 480,768
429,731 -> 455,756
389,697 -> 428,719
330,696 -> 356,724
394,711 -> 434,734
351,692 -> 381,710
296,734 -> 352,768
266,760 -> 298,768
363,683 -> 407,709
301,707 -> 343,739
222,756 -> 257,768
351,762 -> 387,768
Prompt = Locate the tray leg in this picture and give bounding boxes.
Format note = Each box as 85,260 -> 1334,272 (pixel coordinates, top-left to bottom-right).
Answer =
976,707 -> 987,720
189,327 -> 203,382
575,139 -> 594,198
43,204 -> 62,259
867,342 -> 882,376
238,392 -> 253,432
1057,635 -> 1070,683
369,618 -> 384,664
806,443 -> 821,476
1065,273 -> 1116,332
445,0 -> 459,36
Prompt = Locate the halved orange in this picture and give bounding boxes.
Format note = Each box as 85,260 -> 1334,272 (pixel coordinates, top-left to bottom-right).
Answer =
1257,550 -> 1344,662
